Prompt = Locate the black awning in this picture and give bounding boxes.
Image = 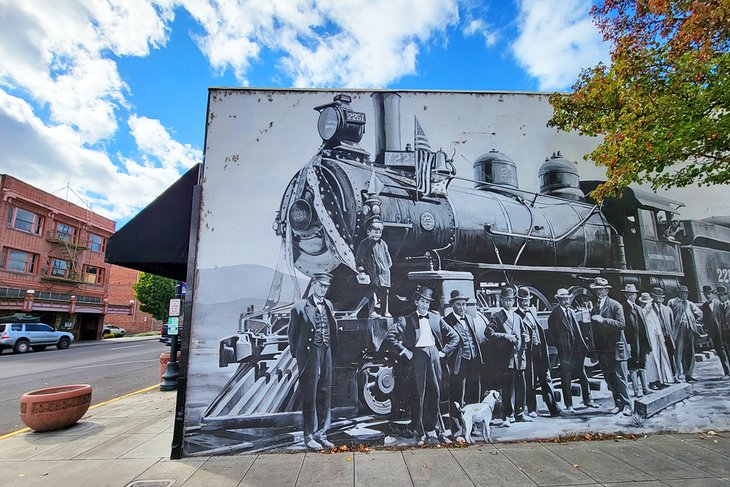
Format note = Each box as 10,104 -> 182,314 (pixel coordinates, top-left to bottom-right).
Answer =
105,164 -> 200,281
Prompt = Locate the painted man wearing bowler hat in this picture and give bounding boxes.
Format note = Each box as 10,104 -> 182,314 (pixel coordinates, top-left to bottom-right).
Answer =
650,287 -> 679,382
288,272 -> 338,450
486,286 -> 532,424
548,288 -> 597,414
445,289 -> 484,434
516,287 -> 560,417
712,286 -> 730,380
385,285 -> 459,444
621,284 -> 652,397
703,285 -> 730,379
668,285 -> 703,382
589,277 -> 632,415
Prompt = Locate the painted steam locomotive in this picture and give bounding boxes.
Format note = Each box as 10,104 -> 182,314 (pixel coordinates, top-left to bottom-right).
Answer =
200,93 -> 730,447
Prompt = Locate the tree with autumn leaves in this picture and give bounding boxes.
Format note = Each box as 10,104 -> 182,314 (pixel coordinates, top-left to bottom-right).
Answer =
549,0 -> 729,201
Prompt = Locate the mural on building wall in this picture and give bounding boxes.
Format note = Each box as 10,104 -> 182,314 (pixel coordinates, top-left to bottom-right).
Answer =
181,90 -> 730,456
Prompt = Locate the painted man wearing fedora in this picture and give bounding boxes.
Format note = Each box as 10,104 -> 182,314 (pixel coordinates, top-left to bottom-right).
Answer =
385,285 -> 459,444
712,286 -> 730,380
650,287 -> 679,382
516,287 -> 561,417
621,284 -> 652,397
486,286 -> 532,423
668,285 -> 703,382
588,277 -> 632,415
548,288 -> 597,414
445,289 -> 484,435
288,272 -> 339,450
703,286 -> 730,379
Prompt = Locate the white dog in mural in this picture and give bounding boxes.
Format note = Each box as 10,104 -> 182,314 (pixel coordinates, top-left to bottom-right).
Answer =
455,390 -> 501,444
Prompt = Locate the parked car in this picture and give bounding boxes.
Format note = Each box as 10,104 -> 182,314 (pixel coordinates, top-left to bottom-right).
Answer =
102,324 -> 126,337
0,323 -> 74,354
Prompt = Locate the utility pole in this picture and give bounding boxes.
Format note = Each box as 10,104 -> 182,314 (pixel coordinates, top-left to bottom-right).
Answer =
160,282 -> 183,391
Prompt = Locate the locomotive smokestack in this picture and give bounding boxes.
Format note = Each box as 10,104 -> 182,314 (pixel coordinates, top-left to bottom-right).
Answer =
371,92 -> 402,164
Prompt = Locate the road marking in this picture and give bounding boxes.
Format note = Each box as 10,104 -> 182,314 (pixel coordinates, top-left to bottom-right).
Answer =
0,384 -> 160,441
73,359 -> 158,370
108,344 -> 145,350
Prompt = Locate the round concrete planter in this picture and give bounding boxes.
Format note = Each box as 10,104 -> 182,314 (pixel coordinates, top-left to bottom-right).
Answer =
20,384 -> 93,432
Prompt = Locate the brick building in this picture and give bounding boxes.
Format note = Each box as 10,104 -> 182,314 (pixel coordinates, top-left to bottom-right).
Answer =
105,265 -> 162,335
0,174 -> 132,340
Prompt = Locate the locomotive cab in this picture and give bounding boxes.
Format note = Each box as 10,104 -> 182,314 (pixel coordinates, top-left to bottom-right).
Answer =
581,181 -> 684,274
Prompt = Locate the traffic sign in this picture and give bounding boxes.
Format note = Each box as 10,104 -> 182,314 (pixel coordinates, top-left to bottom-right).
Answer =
168,316 -> 179,335
169,298 -> 181,317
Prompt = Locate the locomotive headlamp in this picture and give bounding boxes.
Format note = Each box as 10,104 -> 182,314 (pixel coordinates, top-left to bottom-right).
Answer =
289,199 -> 313,232
314,94 -> 366,146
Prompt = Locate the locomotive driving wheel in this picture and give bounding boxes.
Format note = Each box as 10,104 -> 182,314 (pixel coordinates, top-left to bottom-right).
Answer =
358,361 -> 393,415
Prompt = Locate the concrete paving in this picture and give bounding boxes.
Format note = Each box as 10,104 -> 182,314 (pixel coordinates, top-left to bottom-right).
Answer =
1,388 -> 728,486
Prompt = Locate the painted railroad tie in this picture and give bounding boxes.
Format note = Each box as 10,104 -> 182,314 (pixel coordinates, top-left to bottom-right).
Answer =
634,383 -> 693,419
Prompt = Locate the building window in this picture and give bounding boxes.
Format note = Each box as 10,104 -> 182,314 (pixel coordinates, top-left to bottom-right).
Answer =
54,222 -> 78,242
7,206 -> 44,235
83,265 -> 104,285
0,248 -> 38,273
50,258 -> 71,278
88,233 -> 106,253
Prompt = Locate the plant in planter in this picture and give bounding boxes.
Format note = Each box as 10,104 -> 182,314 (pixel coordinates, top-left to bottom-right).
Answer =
20,384 -> 93,432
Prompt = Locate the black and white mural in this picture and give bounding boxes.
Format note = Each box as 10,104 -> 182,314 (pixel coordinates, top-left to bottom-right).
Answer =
181,89 -> 730,456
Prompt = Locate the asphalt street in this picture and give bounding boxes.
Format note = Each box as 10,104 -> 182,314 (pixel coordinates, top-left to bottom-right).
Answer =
0,337 -> 168,435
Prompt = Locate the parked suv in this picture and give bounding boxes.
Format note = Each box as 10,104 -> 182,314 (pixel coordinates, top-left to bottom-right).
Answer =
0,323 -> 74,354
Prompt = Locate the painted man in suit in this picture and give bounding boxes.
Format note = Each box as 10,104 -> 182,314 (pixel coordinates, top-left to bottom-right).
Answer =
589,277 -> 632,416
702,286 -> 730,379
713,287 -> 730,376
651,287 -> 679,383
288,272 -> 339,450
516,287 -> 561,417
385,285 -> 459,445
668,285 -> 703,382
547,288 -> 597,414
486,286 -> 532,424
622,284 -> 652,397
445,289 -> 484,435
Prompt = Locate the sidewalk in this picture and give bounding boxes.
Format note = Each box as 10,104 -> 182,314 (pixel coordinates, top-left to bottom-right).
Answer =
0,389 -> 728,487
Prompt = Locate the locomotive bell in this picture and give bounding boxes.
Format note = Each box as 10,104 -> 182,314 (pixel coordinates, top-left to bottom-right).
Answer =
473,149 -> 518,189
538,151 -> 583,200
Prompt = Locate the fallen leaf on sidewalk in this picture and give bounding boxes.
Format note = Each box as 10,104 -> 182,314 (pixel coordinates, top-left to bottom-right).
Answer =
572,464 -> 580,468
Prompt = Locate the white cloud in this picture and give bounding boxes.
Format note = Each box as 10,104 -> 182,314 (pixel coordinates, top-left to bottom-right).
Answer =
128,115 -> 201,171
181,0 -> 460,87
0,89 -> 200,221
462,17 -> 497,48
511,0 -> 609,91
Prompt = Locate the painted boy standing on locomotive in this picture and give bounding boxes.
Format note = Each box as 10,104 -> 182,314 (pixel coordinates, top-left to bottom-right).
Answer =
288,272 -> 338,451
486,286 -> 532,424
702,286 -> 730,379
621,284 -> 652,397
588,277 -> 632,416
445,289 -> 485,435
668,285 -> 703,382
356,216 -> 393,318
385,285 -> 459,445
547,289 -> 597,414
516,287 -> 560,417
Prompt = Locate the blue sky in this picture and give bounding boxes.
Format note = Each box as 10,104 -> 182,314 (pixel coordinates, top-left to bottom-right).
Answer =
0,0 -> 609,226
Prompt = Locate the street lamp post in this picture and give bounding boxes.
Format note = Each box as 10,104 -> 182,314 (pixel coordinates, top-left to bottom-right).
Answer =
160,285 -> 182,391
